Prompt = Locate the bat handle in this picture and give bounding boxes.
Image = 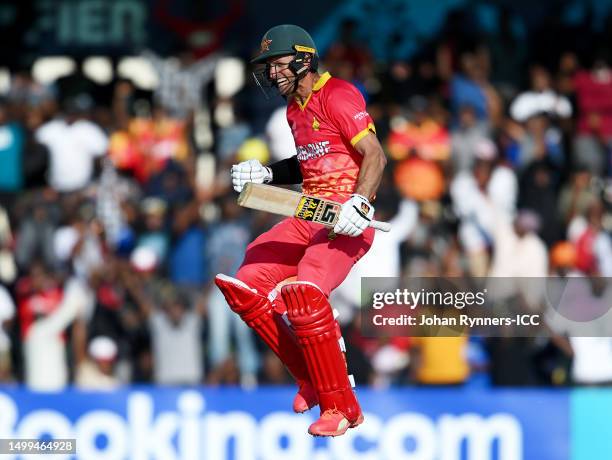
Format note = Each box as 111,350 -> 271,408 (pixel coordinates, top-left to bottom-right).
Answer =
370,219 -> 391,232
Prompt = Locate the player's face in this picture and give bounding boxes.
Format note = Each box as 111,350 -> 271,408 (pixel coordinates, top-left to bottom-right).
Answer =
268,55 -> 296,95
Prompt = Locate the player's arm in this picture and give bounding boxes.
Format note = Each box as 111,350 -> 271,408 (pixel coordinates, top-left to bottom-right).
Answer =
327,83 -> 387,236
334,132 -> 386,236
231,156 -> 302,192
268,155 -> 303,184
353,133 -> 387,202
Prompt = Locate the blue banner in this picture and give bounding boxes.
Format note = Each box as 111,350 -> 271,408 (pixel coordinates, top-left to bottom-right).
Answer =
0,386 -> 573,460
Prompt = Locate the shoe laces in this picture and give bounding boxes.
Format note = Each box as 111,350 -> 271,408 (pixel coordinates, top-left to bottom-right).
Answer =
321,408 -> 342,419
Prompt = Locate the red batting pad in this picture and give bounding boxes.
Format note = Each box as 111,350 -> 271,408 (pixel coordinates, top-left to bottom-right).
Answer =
215,274 -> 313,386
281,282 -> 362,423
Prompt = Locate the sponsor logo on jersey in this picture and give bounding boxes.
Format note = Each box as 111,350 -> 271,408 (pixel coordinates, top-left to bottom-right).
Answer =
296,141 -> 330,161
312,117 -> 320,131
353,111 -> 369,120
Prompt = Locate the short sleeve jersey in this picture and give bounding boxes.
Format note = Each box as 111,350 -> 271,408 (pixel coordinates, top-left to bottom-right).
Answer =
286,72 -> 376,202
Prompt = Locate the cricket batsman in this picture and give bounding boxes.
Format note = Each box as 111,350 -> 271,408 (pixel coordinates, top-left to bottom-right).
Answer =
215,24 -> 387,436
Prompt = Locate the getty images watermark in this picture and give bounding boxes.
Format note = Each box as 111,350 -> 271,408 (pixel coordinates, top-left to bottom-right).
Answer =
360,277 -> 612,337
370,287 -> 539,327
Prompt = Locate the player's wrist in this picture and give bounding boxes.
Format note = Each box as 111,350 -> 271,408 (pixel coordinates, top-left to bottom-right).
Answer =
347,194 -> 374,221
350,193 -> 370,203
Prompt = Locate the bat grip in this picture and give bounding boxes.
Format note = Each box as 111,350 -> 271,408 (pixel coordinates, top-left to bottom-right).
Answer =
370,220 -> 391,232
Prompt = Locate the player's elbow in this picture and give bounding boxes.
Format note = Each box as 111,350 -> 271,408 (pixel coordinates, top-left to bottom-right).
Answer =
358,135 -> 387,170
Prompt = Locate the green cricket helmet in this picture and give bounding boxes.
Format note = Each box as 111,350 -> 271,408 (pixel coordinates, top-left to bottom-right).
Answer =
251,24 -> 319,98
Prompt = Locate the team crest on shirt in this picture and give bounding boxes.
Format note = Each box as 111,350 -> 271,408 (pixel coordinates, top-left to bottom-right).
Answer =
312,117 -> 320,131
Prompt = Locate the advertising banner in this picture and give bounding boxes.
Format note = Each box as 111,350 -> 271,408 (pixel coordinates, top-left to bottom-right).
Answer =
0,386 -> 571,460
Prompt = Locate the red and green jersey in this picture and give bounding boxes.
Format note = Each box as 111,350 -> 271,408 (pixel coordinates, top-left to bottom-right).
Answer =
286,72 -> 376,202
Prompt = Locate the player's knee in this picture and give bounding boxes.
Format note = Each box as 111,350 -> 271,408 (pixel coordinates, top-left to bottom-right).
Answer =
215,273 -> 271,321
282,281 -> 330,325
296,268 -> 333,297
235,264 -> 270,294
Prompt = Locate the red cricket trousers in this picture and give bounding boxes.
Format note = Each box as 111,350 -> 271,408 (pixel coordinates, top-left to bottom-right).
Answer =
236,217 -> 374,298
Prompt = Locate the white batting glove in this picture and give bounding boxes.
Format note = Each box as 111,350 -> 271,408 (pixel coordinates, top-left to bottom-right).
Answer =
333,194 -> 374,237
231,159 -> 272,192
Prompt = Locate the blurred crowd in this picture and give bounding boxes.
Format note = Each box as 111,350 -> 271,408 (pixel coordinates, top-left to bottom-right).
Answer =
2,5 -> 612,392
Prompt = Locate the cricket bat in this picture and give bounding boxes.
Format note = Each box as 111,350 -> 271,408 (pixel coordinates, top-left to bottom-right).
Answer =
237,183 -> 391,232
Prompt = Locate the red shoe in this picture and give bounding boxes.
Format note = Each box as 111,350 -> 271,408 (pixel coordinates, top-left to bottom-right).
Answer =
293,381 -> 319,413
308,409 -> 365,437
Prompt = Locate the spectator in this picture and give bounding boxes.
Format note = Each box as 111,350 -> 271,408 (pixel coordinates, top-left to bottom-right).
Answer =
489,210 -> 548,280
0,285 -> 15,382
547,276 -> 612,385
570,335 -> 612,385
136,197 -> 170,265
14,194 -> 58,270
0,98 -> 25,209
35,94 -> 108,193
383,58 -> 443,109
145,160 -> 193,209
558,169 -> 599,225
168,196 -> 207,290
573,52 -> 612,168
449,51 -> 502,127
518,155 -> 563,246
53,201 -> 106,280
0,205 -> 16,284
76,336 -> 121,390
143,49 -> 219,119
16,269 -> 87,391
0,98 -> 49,223
507,113 -> 564,171
568,199 -> 612,276
510,65 -> 572,123
96,158 -> 128,249
370,340 -> 411,388
387,95 -> 450,161
7,68 -> 55,110
450,103 -> 491,172
451,138 -> 518,276
205,195 -> 258,387
109,105 -> 190,184
410,335 -> 470,386
133,281 -> 205,386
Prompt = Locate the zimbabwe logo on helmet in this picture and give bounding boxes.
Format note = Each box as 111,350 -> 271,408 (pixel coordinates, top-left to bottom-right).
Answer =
260,38 -> 272,53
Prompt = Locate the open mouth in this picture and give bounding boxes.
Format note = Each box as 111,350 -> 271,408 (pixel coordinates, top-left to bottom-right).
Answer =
275,77 -> 292,92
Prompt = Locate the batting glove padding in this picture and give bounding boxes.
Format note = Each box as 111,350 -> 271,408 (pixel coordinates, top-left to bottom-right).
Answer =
231,159 -> 273,192
333,194 -> 374,237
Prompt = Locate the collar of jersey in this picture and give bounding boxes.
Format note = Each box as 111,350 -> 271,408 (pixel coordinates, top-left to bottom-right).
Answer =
295,72 -> 331,111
